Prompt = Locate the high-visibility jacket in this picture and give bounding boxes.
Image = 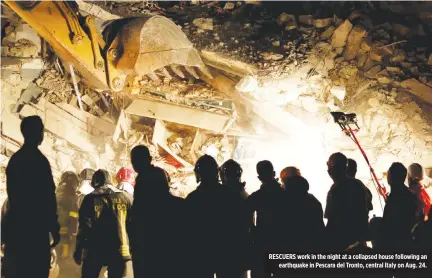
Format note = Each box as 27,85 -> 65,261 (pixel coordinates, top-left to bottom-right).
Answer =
76,185 -> 132,260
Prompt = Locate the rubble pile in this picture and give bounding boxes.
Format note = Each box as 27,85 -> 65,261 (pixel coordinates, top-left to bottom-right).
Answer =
36,70 -> 74,103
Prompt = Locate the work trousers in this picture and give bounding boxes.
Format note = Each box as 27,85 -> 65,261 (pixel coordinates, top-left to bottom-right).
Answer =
81,255 -> 132,278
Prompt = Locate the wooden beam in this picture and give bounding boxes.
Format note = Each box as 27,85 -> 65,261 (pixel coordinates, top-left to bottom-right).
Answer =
201,50 -> 258,77
125,98 -> 234,133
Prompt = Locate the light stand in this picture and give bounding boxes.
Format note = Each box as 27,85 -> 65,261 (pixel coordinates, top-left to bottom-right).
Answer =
330,112 -> 388,201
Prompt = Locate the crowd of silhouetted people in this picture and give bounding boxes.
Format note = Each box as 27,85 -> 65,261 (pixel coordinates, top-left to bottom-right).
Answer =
1,115 -> 432,278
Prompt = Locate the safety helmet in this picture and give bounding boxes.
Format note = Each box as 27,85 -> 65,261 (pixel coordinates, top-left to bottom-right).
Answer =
58,171 -> 79,193
194,155 -> 219,182
79,168 -> 95,181
219,159 -> 242,183
116,167 -> 136,186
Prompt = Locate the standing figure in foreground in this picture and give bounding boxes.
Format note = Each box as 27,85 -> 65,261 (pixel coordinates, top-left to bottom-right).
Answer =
282,175 -> 325,251
380,163 -> 417,251
4,116 -> 60,278
186,155 -> 235,278
56,171 -> 80,278
247,161 -> 288,278
219,159 -> 254,278
130,166 -> 185,278
408,163 -> 431,221
324,152 -> 372,251
74,170 -> 133,278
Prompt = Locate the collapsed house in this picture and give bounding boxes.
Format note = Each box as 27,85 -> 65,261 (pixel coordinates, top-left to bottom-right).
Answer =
1,1 -> 432,216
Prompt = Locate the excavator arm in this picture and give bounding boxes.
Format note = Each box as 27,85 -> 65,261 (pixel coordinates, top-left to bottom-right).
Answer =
4,0 -> 212,93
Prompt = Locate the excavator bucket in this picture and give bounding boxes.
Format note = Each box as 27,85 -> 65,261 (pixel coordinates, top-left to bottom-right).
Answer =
111,16 -> 213,80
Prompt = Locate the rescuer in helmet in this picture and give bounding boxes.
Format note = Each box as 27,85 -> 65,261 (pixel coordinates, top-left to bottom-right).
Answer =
283,175 -> 325,251
219,159 -> 253,278
116,167 -> 136,196
247,160 -> 287,278
324,152 -> 372,251
56,171 -> 80,278
77,168 -> 96,207
130,166 -> 185,278
74,169 -> 133,278
279,166 -> 301,189
186,155 -> 237,278
408,163 -> 431,221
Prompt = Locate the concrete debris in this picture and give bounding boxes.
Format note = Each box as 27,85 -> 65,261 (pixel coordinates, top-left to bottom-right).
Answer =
360,38 -> 373,52
401,78 -> 432,105
368,98 -> 380,108
193,18 -> 213,30
276,13 -> 295,26
365,65 -> 382,78
344,25 -> 367,61
391,49 -> 407,62
331,20 -> 353,48
386,66 -> 402,73
369,48 -> 387,62
224,2 -> 236,10
314,18 -> 333,28
260,52 -> 284,61
299,15 -> 314,26
321,26 -> 336,40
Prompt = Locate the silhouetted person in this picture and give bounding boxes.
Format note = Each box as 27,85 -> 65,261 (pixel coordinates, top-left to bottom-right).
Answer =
412,208 -> 432,251
129,166 -> 185,278
324,152 -> 372,251
56,171 -> 80,278
219,159 -> 253,278
4,115 -> 60,278
380,163 -> 417,251
347,158 -> 357,178
282,175 -> 325,251
279,166 -> 301,189
186,155 -> 235,278
247,160 -> 287,278
74,170 -> 132,278
408,163 -> 431,222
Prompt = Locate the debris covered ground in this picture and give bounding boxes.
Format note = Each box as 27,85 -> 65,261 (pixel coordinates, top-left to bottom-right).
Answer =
1,1 -> 432,210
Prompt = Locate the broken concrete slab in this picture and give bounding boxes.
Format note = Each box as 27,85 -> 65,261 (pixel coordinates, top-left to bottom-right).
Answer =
370,48 -> 387,62
401,78 -> 432,105
193,18 -> 213,30
321,26 -> 336,40
331,20 -> 353,48
224,2 -> 235,10
299,15 -> 314,25
55,101 -> 116,136
314,18 -> 333,28
344,25 -> 367,61
361,38 -> 373,52
125,98 -> 235,133
200,50 -> 258,77
260,52 -> 284,61
365,65 -> 382,78
276,13 -> 295,26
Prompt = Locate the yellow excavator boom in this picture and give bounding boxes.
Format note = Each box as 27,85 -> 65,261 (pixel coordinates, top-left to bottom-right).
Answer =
4,0 -> 212,93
